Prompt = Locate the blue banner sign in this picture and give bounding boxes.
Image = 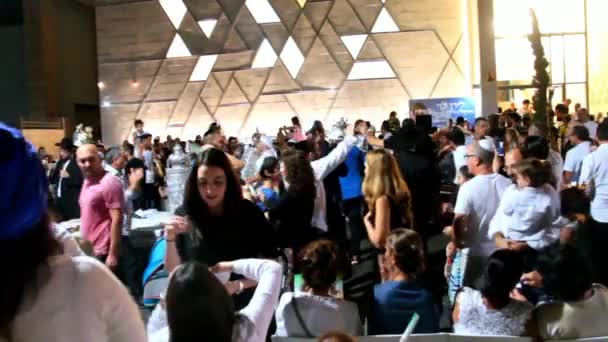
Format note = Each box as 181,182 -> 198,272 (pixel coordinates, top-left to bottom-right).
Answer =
409,97 -> 478,128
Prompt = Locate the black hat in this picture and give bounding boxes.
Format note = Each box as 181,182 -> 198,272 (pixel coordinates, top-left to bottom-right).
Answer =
55,137 -> 75,151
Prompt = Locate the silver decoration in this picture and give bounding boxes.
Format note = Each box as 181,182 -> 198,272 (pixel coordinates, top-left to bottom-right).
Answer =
165,144 -> 191,214
73,124 -> 94,147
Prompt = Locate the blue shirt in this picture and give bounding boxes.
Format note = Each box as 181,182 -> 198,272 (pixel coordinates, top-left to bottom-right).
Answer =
339,147 -> 366,200
256,186 -> 279,212
370,280 -> 439,335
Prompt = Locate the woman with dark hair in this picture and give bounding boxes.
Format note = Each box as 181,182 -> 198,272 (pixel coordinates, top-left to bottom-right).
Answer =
370,229 -> 438,335
521,135 -> 563,189
149,259 -> 282,342
530,244 -> 608,340
275,240 -> 361,337
164,148 -> 277,302
255,156 -> 282,212
0,123 -> 145,341
453,249 -> 533,336
268,150 -> 317,253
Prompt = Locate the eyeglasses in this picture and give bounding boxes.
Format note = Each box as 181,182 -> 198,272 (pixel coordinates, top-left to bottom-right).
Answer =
464,154 -> 477,159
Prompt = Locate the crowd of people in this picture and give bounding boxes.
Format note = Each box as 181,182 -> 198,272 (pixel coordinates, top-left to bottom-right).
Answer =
2,97 -> 608,342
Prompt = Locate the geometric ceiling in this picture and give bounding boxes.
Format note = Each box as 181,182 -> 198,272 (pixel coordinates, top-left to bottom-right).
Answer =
96,0 -> 470,144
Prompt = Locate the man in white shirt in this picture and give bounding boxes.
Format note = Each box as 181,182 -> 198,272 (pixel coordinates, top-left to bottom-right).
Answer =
579,121 -> 608,285
296,136 -> 358,232
452,138 -> 512,286
563,125 -> 592,186
448,129 -> 467,180
568,108 -> 598,141
132,119 -> 148,159
518,99 -> 533,116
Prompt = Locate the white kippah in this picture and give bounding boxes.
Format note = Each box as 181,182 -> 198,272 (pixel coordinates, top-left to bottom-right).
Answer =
478,137 -> 495,151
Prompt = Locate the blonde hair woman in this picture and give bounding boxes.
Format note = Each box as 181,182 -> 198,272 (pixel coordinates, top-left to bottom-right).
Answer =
362,149 -> 414,249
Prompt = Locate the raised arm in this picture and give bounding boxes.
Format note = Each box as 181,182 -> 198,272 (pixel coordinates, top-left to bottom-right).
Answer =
232,259 -> 283,339
311,136 -> 357,180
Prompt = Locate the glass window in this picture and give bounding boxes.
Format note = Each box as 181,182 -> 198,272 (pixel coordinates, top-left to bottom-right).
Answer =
495,38 -> 534,82
565,83 -> 587,108
494,0 -> 585,37
548,36 -> 565,84
564,34 -> 587,83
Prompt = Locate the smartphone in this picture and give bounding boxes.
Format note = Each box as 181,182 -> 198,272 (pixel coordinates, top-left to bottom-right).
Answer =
498,140 -> 505,157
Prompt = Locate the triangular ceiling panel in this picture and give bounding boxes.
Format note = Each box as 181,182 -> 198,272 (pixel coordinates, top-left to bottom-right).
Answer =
201,14 -> 232,54
349,0 -> 383,32
303,1 -> 333,33
291,14 -> 316,56
328,0 -> 367,36
269,0 -> 302,32
261,23 -> 290,54
200,75 -> 224,114
385,0 -> 463,51
220,79 -> 250,105
168,82 -> 206,126
213,71 -> 233,91
328,78 -> 409,125
182,99 -> 215,140
374,31 -> 449,99
357,36 -> 383,60
184,0 -> 223,20
297,38 -> 345,90
262,60 -> 301,94
166,33 -> 192,58
147,58 -> 198,101
223,27 -> 249,52
215,103 -> 251,137
233,68 -> 271,102
251,39 -> 279,69
285,91 -> 336,130
240,94 -> 295,136
182,99 -> 216,139
159,0 -> 187,29
138,101 -> 178,137
340,34 -> 367,59
234,6 -> 266,50
213,51 -> 256,71
198,19 -> 218,38
216,0 -> 245,22
431,61 -> 468,98
178,13 -> 208,56
371,7 -> 399,33
318,22 -> 354,75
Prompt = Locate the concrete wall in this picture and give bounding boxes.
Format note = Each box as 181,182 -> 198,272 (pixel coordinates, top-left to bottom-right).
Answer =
95,0 -> 473,144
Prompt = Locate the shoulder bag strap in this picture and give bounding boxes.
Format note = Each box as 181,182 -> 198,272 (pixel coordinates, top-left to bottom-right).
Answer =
291,297 -> 314,338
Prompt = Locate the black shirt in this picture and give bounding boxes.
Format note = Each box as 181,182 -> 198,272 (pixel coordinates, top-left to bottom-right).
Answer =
175,199 -> 277,266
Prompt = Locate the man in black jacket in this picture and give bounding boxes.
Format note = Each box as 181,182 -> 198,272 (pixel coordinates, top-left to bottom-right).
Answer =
50,138 -> 83,220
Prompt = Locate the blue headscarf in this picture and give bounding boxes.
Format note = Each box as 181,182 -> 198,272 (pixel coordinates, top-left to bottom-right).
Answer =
0,122 -> 48,240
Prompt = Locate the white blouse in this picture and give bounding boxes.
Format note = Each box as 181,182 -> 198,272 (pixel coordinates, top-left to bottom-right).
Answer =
1,255 -> 146,342
148,259 -> 282,342
275,292 -> 362,337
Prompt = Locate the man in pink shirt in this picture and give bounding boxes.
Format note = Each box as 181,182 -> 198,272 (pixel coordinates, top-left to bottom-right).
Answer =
77,144 -> 124,270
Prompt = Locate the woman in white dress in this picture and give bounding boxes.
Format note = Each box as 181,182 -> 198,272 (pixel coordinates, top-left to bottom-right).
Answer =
452,249 -> 533,336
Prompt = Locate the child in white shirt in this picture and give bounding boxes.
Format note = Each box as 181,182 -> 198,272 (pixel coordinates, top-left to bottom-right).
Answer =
489,159 -> 564,250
